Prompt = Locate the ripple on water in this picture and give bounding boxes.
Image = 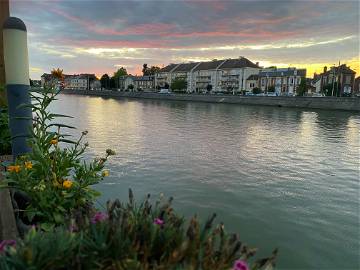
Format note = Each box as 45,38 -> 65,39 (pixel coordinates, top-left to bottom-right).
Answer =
53,95 -> 360,270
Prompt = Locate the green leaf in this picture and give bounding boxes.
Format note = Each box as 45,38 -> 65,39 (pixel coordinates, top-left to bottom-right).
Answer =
49,113 -> 74,119
47,123 -> 76,129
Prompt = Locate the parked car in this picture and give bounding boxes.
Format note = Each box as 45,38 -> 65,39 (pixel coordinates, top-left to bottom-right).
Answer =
159,89 -> 171,94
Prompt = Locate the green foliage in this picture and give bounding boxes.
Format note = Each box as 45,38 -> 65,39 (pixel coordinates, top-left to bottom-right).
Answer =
113,67 -> 128,78
100,74 -> 110,89
323,82 -> 340,97
267,86 -> 275,93
0,107 -> 12,155
0,191 -> 277,270
3,86 -> 114,228
296,78 -> 307,96
171,78 -> 187,92
128,84 -> 134,90
143,64 -> 161,76
252,87 -> 261,94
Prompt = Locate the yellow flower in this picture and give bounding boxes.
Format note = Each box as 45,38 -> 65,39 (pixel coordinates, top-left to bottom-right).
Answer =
102,170 -> 109,177
62,180 -> 73,189
50,139 -> 58,145
7,165 -> 21,173
24,161 -> 33,169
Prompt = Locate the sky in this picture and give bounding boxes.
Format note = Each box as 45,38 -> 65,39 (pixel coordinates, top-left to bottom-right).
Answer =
10,0 -> 360,79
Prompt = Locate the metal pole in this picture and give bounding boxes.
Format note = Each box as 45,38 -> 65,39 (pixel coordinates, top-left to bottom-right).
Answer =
3,17 -> 32,157
331,64 -> 335,96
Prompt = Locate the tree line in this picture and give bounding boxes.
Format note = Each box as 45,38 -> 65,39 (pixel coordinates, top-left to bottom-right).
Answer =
100,64 -> 161,89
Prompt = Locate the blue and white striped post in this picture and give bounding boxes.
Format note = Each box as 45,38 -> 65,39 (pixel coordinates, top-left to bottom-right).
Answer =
3,17 -> 32,157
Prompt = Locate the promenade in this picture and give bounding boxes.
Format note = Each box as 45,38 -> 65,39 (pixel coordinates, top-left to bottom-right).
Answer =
61,89 -> 360,112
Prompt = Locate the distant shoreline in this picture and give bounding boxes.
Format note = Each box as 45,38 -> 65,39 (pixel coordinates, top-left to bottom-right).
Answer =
60,89 -> 360,112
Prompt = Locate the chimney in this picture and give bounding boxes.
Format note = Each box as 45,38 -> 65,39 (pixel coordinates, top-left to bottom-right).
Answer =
323,66 -> 327,73
256,62 -> 259,66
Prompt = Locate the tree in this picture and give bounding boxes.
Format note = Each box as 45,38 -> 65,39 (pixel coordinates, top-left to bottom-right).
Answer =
109,76 -> 116,89
142,64 -> 148,76
252,87 -> 261,94
113,67 -> 127,78
297,77 -> 307,96
142,64 -> 161,76
128,84 -> 134,91
51,68 -> 64,80
171,78 -> 187,92
100,74 -> 110,89
323,82 -> 340,97
267,85 -> 275,92
206,84 -> 212,93
164,82 -> 169,89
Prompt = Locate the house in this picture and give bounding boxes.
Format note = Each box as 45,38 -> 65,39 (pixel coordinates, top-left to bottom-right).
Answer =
317,65 -> 356,96
258,67 -> 306,95
245,75 -> 259,91
155,64 -> 179,88
218,57 -> 260,93
192,59 -> 226,93
119,75 -> 155,91
155,57 -> 260,93
133,75 -> 155,90
354,76 -> 360,96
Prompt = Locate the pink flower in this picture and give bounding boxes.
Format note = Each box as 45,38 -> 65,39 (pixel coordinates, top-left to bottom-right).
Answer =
0,240 -> 16,253
153,218 -> 164,225
90,212 -> 108,224
233,260 -> 249,270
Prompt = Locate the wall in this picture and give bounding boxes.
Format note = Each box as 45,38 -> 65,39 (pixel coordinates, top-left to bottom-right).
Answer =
61,89 -> 360,112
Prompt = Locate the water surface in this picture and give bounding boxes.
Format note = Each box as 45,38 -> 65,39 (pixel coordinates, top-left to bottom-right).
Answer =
54,94 -> 360,269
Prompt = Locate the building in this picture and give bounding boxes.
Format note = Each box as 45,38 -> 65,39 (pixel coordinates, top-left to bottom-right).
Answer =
258,67 -> 306,95
245,75 -> 259,91
155,57 -> 261,93
155,64 -> 179,88
354,76 -> 360,96
316,65 -> 356,96
217,57 -> 260,93
119,75 -> 155,91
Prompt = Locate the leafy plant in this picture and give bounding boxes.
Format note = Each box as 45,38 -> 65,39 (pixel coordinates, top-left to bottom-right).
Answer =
0,107 -> 12,155
0,190 -> 277,270
3,86 -> 114,229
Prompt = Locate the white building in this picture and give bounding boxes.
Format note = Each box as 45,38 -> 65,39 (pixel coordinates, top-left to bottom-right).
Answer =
155,57 -> 261,93
258,67 -> 306,95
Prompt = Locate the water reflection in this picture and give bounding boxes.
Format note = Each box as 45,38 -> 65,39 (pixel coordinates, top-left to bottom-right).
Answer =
51,95 -> 360,270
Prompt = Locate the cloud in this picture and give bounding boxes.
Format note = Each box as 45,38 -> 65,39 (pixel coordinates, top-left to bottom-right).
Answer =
10,0 -> 359,78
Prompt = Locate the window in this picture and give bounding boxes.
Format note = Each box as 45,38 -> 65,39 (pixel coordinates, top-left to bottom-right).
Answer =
345,75 -> 351,84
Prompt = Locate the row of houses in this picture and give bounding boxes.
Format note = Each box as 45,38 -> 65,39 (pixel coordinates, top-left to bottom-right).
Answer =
311,65 -> 356,95
41,73 -> 101,90
155,57 -> 306,95
40,56 -> 358,96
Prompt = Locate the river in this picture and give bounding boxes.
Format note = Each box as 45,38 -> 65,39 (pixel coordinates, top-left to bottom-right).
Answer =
53,94 -> 359,269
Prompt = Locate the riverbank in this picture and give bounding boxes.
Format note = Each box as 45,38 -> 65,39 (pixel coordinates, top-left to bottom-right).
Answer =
61,89 -> 360,111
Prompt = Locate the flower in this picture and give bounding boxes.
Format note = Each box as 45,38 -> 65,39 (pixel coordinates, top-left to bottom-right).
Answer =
102,170 -> 109,177
62,180 -> 73,189
233,260 -> 249,270
50,139 -> 58,145
24,161 -> 33,169
154,218 -> 164,226
0,240 -> 16,253
106,149 -> 116,156
90,212 -> 108,224
7,165 -> 21,173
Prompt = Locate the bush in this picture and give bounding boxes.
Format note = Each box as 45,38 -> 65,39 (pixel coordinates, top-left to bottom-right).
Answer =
252,87 -> 261,95
0,107 -> 12,155
0,190 -> 277,270
2,86 -> 114,230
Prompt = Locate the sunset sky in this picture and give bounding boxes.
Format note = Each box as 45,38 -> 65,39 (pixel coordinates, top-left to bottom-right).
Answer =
11,0 -> 359,79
